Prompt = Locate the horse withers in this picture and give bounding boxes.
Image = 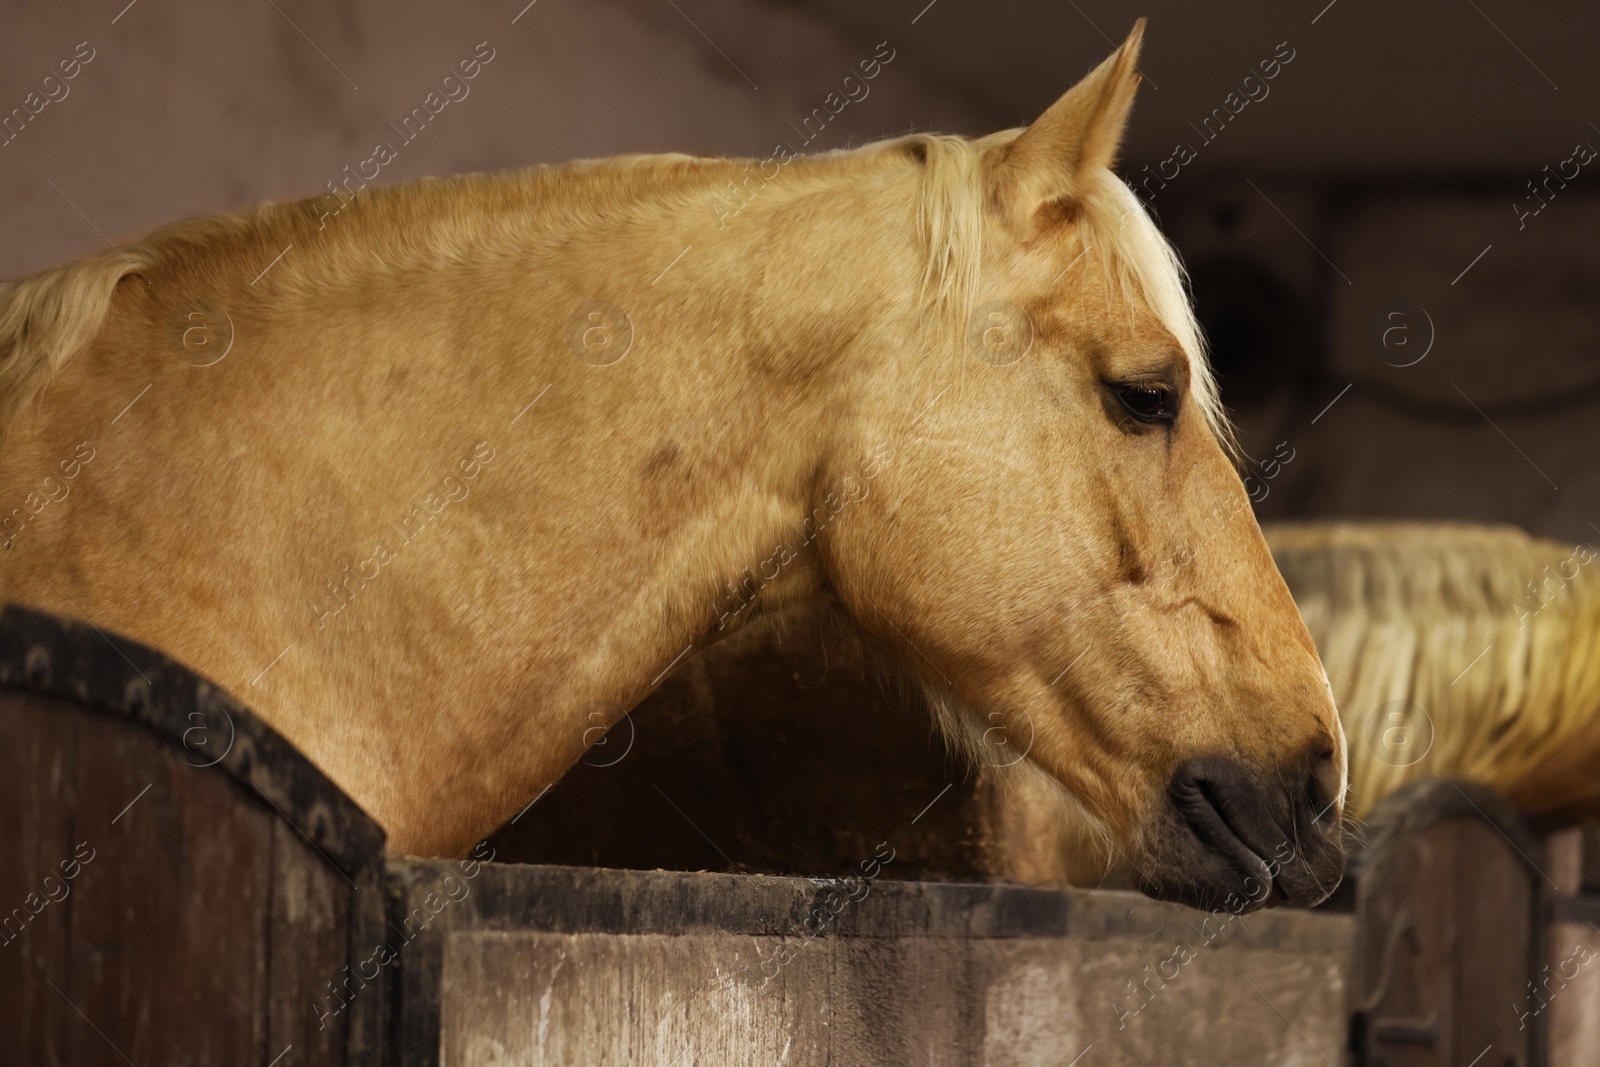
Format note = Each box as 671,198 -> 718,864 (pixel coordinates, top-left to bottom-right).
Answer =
0,21 -> 1343,911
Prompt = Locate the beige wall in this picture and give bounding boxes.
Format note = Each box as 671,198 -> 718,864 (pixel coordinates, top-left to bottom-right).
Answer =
0,0 -> 983,280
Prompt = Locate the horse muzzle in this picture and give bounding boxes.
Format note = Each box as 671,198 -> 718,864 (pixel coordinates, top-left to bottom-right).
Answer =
1146,747 -> 1345,912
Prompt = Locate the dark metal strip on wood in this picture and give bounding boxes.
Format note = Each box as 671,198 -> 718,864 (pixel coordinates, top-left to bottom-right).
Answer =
0,603 -> 385,876
386,857 -> 1355,947
389,858 -> 1070,941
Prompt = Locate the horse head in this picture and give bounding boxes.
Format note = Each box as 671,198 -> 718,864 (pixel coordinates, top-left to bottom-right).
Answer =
818,22 -> 1345,911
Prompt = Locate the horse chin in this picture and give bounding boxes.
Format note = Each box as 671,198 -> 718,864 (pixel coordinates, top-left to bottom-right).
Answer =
1133,824 -> 1281,915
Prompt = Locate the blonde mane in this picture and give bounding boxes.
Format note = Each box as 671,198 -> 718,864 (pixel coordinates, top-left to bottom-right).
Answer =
0,249 -> 153,431
0,131 -> 1228,450
1266,521 -> 1600,817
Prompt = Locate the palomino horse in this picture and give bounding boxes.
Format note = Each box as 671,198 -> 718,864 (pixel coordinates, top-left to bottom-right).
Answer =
0,23 -> 1344,910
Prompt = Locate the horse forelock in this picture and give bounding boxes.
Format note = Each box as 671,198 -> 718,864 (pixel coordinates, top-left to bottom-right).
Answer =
893,128 -> 1234,459
1092,179 -> 1237,459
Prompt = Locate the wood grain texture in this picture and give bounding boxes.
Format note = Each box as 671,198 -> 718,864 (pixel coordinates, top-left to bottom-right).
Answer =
1547,904 -> 1600,1067
0,693 -> 379,1066
434,926 -> 1352,1066
1351,781 -> 1540,1067
66,691 -> 274,1066
0,692 -> 79,1067
0,603 -> 388,1067
390,860 -> 1353,1067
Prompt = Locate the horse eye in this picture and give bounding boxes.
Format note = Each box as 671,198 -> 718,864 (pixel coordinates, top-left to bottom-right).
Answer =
1116,384 -> 1175,425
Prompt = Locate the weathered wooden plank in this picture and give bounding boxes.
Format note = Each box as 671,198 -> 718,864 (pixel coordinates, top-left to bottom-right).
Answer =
66,692 -> 274,1066
971,937 -> 1350,1067
1353,821 -> 1454,1067
0,605 -> 389,1067
1350,780 -> 1541,1067
1546,899 -> 1600,1067
433,922 -> 1353,1066
828,934 -> 981,1063
388,857 -> 1352,951
0,692 -> 79,1067
267,816 -> 357,1065
1454,820 -> 1539,1065
440,932 -> 833,1066
391,858 -> 1353,1067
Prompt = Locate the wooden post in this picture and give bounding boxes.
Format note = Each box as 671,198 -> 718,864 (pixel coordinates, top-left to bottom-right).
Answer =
1348,779 -> 1543,1067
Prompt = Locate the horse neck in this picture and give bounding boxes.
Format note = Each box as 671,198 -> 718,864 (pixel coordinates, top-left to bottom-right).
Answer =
424,157 -> 910,737
0,152 -> 928,854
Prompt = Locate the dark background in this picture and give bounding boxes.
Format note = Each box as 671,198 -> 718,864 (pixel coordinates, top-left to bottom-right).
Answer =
3,0 -> 1596,540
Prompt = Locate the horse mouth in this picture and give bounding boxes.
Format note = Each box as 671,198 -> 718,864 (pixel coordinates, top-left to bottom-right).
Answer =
1169,774 -> 1278,902
1162,753 -> 1344,910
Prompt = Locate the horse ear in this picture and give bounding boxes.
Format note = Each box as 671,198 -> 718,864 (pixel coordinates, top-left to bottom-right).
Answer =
990,18 -> 1146,229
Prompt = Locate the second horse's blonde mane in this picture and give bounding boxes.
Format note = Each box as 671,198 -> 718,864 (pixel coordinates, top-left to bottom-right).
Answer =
1267,521 -> 1600,817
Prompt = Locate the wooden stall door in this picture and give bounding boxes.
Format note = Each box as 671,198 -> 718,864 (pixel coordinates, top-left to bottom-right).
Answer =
1350,781 -> 1541,1067
0,605 -> 387,1067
